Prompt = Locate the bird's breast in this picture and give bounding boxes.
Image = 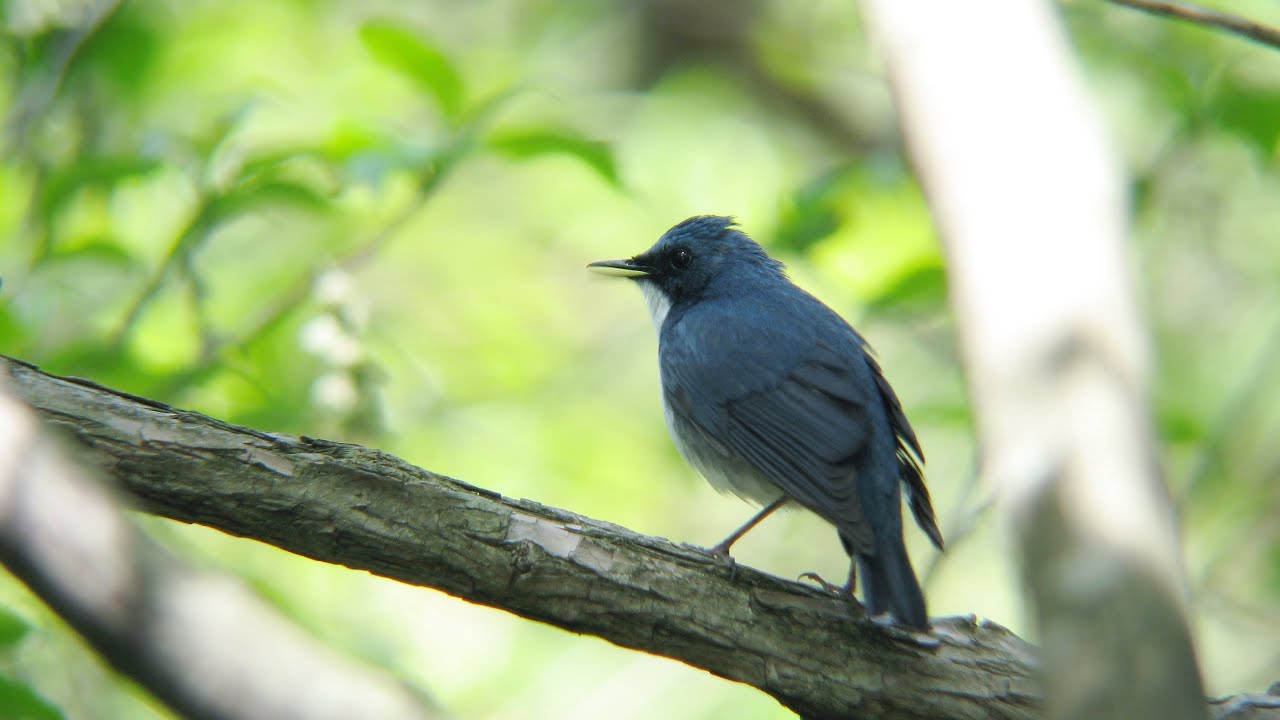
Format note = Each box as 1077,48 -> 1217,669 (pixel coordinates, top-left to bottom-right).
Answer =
659,391 -> 785,506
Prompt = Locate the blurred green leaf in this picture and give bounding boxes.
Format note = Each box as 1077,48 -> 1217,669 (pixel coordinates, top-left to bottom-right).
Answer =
1129,54 -> 1200,119
38,156 -> 162,225
0,674 -> 63,720
323,123 -> 392,163
70,2 -> 159,103
188,104 -> 258,161
776,206 -> 839,254
43,237 -> 138,269
488,130 -> 618,186
865,261 -> 948,315
1158,407 -> 1205,445
0,606 -> 30,649
237,148 -> 324,181
359,22 -> 464,121
0,304 -> 25,352
775,167 -> 857,252
1268,545 -> 1280,593
208,180 -> 331,224
44,344 -> 162,396
321,123 -> 439,187
1208,78 -> 1280,156
910,403 -> 973,427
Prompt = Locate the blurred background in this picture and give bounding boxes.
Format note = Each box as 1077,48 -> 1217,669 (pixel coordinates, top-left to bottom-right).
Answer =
1,0 -> 1278,717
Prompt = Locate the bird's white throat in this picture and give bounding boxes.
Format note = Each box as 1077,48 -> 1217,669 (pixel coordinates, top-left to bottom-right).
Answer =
639,279 -> 671,335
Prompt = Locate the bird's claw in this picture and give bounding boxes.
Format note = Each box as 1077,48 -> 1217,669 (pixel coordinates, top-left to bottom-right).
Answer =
798,571 -> 852,596
697,543 -> 739,582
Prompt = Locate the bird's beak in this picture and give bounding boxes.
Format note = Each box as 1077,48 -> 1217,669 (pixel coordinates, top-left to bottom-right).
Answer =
587,258 -> 652,278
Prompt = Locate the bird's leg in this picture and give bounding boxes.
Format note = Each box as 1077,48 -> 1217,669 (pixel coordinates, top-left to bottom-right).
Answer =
705,496 -> 789,561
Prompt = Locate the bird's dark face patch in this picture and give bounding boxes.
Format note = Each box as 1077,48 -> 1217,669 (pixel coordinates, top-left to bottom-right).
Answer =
631,242 -> 706,306
626,215 -> 786,308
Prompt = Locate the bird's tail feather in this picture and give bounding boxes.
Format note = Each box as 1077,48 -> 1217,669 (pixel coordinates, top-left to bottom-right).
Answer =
857,541 -> 928,631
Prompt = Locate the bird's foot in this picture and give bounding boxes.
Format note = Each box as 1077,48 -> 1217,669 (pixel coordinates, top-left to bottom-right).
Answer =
696,542 -> 739,582
798,571 -> 853,596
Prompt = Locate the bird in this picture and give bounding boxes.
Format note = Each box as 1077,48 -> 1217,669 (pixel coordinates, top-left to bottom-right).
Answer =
588,215 -> 944,630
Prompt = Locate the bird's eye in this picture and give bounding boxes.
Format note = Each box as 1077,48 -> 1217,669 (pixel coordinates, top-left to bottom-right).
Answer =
670,249 -> 692,270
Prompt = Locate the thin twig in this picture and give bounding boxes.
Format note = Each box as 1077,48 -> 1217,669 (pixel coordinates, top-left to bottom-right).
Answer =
1178,311 -> 1280,508
1108,0 -> 1280,51
155,160 -> 452,396
7,0 -> 123,268
4,0 -> 122,157
108,198 -> 213,353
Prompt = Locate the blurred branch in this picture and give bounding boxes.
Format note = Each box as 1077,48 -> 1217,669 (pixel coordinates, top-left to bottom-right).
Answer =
6,356 -> 1278,719
860,1 -> 1208,720
109,199 -> 213,353
0,368 -> 437,720
1107,0 -> 1280,51
921,469 -> 992,587
6,0 -> 122,267
636,0 -> 883,152
3,0 -> 120,158
1180,313 -> 1280,507
1209,689 -> 1280,720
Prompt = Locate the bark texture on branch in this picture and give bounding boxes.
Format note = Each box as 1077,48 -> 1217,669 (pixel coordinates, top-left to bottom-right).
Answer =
6,356 -> 1277,720
6,354 -> 1038,720
0,371 -> 438,720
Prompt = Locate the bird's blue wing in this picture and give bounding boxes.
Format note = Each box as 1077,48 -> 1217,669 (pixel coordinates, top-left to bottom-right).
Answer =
662,316 -> 877,553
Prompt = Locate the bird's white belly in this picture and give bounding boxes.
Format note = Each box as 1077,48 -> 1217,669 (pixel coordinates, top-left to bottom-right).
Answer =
660,392 -> 784,505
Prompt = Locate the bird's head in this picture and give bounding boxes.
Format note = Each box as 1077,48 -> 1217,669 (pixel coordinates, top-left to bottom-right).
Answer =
588,217 -> 784,325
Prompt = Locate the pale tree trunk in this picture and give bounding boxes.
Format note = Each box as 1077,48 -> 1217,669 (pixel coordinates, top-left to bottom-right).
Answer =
858,1 -> 1206,719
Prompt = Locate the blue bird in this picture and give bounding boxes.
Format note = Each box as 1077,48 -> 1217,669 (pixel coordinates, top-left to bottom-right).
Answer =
589,216 -> 944,630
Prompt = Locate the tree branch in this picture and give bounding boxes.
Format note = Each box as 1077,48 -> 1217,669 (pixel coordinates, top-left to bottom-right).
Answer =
1107,0 -> 1280,51
4,354 -> 1040,720
0,368 -> 438,720
6,356 -> 1277,718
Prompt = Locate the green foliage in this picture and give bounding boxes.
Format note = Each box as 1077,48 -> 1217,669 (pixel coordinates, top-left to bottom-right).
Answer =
0,607 -> 61,720
71,3 -> 161,101
488,130 -> 619,186
207,178 -> 332,221
1,0 -> 1278,717
41,236 -> 138,269
774,166 -> 855,252
0,675 -> 63,720
0,606 -> 30,649
1207,73 -> 1280,155
37,156 -> 162,232
359,21 -> 465,121
864,261 -> 947,317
